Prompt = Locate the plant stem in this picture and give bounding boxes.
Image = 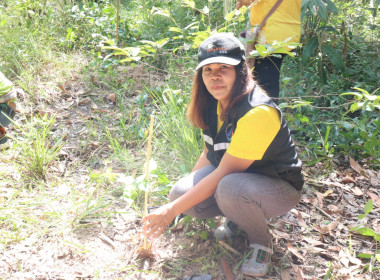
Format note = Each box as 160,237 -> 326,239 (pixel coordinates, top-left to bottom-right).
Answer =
143,114 -> 154,249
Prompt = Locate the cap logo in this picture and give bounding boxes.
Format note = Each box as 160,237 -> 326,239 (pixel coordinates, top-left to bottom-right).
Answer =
207,43 -> 214,49
206,43 -> 228,53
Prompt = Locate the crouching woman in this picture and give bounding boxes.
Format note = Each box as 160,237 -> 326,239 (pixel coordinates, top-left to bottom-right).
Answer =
142,33 -> 304,277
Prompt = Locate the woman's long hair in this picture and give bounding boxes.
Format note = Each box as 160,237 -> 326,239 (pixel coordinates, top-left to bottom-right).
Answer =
187,61 -> 255,130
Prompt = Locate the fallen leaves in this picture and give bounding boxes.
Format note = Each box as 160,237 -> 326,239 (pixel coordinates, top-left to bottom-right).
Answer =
319,220 -> 339,232
349,157 -> 380,187
288,243 -> 306,262
107,93 -> 116,103
78,97 -> 92,106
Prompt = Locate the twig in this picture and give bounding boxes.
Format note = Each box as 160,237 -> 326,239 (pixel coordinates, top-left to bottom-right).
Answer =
307,178 -> 349,190
143,114 -> 154,249
314,205 -> 334,220
116,0 -> 120,43
218,240 -> 242,256
125,242 -> 140,266
98,232 -> 116,249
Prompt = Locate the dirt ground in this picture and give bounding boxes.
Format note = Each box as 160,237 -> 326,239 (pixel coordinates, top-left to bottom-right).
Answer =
1,65 -> 379,280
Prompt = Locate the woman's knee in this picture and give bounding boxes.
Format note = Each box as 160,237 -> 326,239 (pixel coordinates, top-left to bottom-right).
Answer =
215,174 -> 239,204
170,165 -> 215,202
169,180 -> 186,202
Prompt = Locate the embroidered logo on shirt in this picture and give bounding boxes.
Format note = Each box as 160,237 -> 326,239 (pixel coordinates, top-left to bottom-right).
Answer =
225,123 -> 235,141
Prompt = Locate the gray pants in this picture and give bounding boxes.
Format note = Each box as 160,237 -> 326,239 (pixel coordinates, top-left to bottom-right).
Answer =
169,165 -> 302,245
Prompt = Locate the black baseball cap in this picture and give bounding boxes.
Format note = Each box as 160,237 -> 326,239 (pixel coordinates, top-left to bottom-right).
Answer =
196,33 -> 245,70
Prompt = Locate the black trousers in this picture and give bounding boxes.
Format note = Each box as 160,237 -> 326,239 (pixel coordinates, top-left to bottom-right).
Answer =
253,55 -> 284,101
0,103 -> 15,128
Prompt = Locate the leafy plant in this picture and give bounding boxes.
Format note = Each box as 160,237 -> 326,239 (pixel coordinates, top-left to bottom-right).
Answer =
71,176 -> 113,227
339,88 -> 380,161
350,200 -> 380,243
248,38 -> 301,59
341,87 -> 380,116
301,0 -> 346,80
14,114 -> 65,182
350,200 -> 380,269
149,87 -> 203,173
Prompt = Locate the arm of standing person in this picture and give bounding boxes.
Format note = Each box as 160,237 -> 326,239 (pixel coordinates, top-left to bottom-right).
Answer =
142,153 -> 254,239
236,0 -> 252,9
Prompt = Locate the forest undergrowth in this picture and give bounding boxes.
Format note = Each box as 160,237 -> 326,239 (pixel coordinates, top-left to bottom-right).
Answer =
0,0 -> 379,279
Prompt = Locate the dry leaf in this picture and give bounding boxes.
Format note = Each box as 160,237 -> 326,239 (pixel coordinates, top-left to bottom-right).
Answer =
78,97 -> 92,105
296,268 -> 304,280
58,84 -> 69,94
272,229 -> 290,239
291,263 -> 305,280
108,93 -> 116,103
281,269 -> 292,280
328,246 -> 341,252
339,248 -> 362,266
61,100 -> 75,109
351,186 -> 363,196
368,170 -> 380,187
349,157 -> 367,177
348,254 -> 362,265
297,211 -> 308,228
301,235 -> 324,246
315,192 -> 324,208
76,89 -> 85,95
340,256 -> 350,267
327,204 -> 343,215
319,220 -> 339,232
319,180 -> 349,190
221,258 -> 234,280
323,189 -> 334,197
342,176 -> 355,184
288,243 -> 306,261
367,192 -> 380,205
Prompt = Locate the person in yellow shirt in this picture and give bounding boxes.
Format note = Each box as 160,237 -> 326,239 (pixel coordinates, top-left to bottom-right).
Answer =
142,33 -> 303,277
237,0 -> 302,101
0,71 -> 17,149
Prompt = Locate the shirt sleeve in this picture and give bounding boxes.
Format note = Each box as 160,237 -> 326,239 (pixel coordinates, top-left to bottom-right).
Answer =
0,72 -> 13,96
226,105 -> 281,160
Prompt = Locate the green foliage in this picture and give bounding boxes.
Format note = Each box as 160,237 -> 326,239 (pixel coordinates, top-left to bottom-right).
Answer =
149,87 -> 203,173
350,200 -> 380,266
119,158 -> 172,210
301,0 -> 379,87
63,1 -> 120,50
71,180 -> 112,227
0,0 -> 379,277
341,87 -> 380,115
301,0 -> 344,76
249,38 -> 301,59
350,200 -> 380,240
14,114 -> 65,183
98,0 -> 247,69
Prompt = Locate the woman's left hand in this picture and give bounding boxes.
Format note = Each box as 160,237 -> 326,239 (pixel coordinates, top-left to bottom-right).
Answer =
142,203 -> 176,239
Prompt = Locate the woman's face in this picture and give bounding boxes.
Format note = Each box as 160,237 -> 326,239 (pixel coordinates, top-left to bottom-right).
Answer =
202,63 -> 236,107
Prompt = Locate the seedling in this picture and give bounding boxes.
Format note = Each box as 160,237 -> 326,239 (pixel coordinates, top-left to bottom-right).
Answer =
137,114 -> 155,259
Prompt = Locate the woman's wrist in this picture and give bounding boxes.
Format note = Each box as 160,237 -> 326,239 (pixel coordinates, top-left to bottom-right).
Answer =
167,201 -> 181,218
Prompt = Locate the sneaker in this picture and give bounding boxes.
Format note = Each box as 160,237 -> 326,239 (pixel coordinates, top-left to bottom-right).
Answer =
241,243 -> 272,277
214,219 -> 238,240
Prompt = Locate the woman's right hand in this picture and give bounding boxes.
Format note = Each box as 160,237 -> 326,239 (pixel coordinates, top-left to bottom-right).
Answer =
142,203 -> 177,239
